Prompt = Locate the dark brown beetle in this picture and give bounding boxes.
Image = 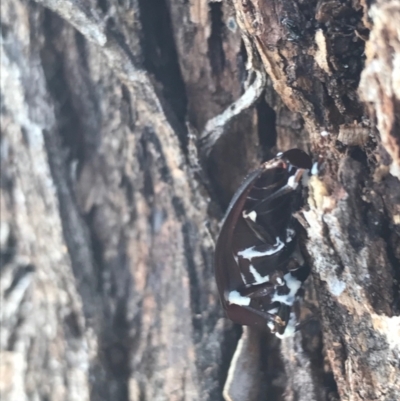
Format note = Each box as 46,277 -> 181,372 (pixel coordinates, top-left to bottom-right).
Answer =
215,149 -> 312,337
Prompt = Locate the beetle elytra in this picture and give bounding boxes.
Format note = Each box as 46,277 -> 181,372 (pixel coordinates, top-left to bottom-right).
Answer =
215,149 -> 312,337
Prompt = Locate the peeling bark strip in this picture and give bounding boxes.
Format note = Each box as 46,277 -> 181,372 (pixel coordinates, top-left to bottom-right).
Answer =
1,1 -> 400,401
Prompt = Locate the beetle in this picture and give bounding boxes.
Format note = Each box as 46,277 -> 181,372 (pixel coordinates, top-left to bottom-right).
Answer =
215,149 -> 312,338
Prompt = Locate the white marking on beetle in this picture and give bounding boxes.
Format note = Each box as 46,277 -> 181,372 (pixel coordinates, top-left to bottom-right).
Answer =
267,307 -> 279,314
243,210 -> 257,222
240,273 -> 248,285
276,277 -> 284,286
237,237 -> 284,259
321,130 -> 329,137
286,228 -> 296,243
271,273 -> 302,306
311,162 -> 319,175
248,264 -> 270,284
276,312 -> 297,339
287,175 -> 298,189
228,290 -> 251,306
267,321 -> 276,332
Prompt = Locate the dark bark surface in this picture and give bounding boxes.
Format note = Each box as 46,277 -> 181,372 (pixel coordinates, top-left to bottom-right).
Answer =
1,1 -> 399,401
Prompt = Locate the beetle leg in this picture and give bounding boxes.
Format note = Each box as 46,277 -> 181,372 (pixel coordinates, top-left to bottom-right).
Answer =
267,303 -> 291,335
286,257 -> 303,272
226,282 -> 275,310
229,282 -> 293,323
253,168 -> 307,213
288,297 -> 319,334
236,241 -> 296,287
275,312 -> 298,338
276,304 -> 290,332
225,303 -> 287,328
237,238 -> 285,261
242,212 -> 276,243
239,281 -> 275,298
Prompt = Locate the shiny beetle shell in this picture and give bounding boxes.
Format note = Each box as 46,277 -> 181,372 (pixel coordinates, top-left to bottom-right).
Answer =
215,149 -> 312,337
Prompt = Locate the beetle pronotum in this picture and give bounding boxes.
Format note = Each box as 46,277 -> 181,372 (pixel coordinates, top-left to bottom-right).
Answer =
215,149 -> 312,338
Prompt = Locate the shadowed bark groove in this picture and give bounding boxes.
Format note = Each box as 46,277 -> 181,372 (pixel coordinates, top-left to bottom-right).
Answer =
1,1 -> 399,401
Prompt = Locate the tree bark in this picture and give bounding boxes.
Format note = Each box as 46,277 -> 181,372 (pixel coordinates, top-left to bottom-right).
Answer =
1,1 -> 399,401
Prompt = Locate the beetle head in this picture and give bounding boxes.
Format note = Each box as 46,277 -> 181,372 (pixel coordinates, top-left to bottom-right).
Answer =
280,148 -> 312,170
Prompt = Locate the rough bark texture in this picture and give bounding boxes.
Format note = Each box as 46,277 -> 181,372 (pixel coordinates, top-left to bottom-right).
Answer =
1,1 -> 399,401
